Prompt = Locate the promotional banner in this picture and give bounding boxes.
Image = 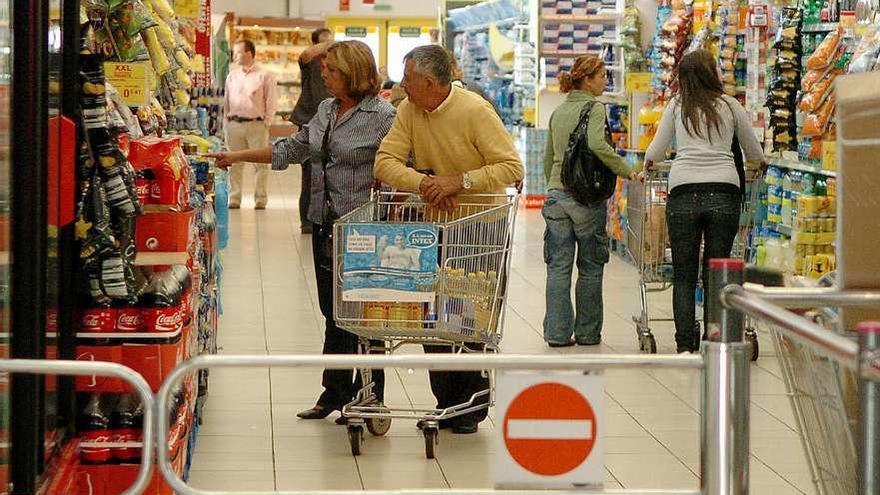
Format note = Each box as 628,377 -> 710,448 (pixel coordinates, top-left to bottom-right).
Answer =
341,224 -> 439,302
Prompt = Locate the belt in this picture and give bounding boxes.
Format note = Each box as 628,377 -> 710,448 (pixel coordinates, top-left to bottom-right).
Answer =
229,116 -> 263,123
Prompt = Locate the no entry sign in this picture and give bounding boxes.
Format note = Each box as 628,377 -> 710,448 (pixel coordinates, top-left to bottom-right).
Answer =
495,372 -> 604,489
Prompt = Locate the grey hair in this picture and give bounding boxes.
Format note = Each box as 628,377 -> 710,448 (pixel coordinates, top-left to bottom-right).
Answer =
404,45 -> 452,85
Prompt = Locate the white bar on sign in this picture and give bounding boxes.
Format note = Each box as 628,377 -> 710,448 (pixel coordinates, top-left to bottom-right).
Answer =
506,419 -> 593,440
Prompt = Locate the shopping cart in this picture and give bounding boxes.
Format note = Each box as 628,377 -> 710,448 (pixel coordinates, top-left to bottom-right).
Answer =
761,307 -> 858,495
627,162 -> 760,357
332,191 -> 518,458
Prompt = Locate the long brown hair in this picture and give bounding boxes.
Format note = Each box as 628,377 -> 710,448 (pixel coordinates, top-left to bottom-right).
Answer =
559,54 -> 605,93
677,49 -> 726,141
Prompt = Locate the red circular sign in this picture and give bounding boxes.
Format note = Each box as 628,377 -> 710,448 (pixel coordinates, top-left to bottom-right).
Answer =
503,382 -> 597,476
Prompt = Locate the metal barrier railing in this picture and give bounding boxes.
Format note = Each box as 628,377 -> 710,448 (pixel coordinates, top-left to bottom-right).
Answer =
0,359 -> 155,495
720,282 -> 880,495
155,353 -> 715,495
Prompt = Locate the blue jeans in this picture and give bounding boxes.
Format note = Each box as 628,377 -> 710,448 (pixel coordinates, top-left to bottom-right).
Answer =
542,190 -> 610,344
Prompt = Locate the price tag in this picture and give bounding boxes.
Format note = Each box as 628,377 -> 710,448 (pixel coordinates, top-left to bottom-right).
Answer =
625,72 -> 652,93
104,62 -> 151,107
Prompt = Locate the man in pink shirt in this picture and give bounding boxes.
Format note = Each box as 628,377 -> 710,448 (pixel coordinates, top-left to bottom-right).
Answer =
224,39 -> 277,209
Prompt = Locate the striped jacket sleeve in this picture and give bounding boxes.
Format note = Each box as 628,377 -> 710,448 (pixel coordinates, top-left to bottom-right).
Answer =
271,124 -> 310,171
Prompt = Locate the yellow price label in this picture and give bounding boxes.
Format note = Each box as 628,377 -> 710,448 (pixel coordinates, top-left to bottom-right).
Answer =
626,72 -> 652,93
104,62 -> 151,107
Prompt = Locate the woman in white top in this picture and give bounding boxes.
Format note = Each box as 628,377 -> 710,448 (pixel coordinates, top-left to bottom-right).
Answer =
645,49 -> 765,353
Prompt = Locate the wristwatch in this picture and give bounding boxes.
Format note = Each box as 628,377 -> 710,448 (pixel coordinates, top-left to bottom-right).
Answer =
462,172 -> 473,190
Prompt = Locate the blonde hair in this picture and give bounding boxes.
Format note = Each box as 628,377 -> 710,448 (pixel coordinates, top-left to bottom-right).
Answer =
326,40 -> 381,99
558,54 -> 605,93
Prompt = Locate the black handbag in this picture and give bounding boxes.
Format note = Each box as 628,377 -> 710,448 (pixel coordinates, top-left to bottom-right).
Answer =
559,101 -> 617,205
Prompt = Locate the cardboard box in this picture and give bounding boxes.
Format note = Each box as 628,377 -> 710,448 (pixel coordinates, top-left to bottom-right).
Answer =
835,72 -> 880,326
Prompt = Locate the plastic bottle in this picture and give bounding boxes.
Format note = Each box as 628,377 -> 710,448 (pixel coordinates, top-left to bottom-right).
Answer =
113,394 -> 144,463
80,394 -> 112,464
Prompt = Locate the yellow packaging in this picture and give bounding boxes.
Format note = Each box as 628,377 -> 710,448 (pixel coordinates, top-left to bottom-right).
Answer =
364,303 -> 388,328
798,195 -> 819,216
822,140 -> 837,171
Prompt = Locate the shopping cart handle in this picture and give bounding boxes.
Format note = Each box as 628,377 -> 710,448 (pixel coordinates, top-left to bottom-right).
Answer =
514,181 -> 523,194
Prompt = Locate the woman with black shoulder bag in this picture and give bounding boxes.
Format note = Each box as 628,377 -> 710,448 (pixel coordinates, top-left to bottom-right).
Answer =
208,40 -> 396,421
645,49 -> 765,354
542,54 -> 637,348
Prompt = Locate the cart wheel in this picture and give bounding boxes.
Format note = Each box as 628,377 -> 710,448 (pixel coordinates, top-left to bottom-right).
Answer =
347,424 -> 364,456
747,329 -> 760,361
366,416 -> 392,436
423,427 -> 438,459
645,334 -> 657,354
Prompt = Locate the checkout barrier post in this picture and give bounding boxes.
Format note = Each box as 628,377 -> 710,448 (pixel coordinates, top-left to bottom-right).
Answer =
0,359 -> 155,495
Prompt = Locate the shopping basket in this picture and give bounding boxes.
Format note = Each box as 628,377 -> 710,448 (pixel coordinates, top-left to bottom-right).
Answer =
332,191 -> 518,458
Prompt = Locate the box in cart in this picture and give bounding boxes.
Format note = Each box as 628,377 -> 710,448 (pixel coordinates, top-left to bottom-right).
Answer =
340,224 -> 439,303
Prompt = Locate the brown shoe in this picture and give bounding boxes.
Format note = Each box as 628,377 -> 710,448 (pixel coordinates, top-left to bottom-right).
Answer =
255,203 -> 267,210
297,405 -> 334,420
228,202 -> 240,209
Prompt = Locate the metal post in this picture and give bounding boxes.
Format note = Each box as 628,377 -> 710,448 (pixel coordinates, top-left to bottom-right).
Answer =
857,321 -> 880,494
703,259 -> 749,495
701,341 -> 751,495
705,259 -> 745,342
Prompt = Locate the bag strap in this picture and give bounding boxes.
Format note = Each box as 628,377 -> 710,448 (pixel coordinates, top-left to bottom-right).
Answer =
320,115 -> 335,215
566,101 -> 595,151
721,97 -> 747,201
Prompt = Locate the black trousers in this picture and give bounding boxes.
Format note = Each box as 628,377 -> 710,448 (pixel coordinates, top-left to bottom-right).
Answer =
313,226 -> 385,408
423,343 -> 490,424
666,186 -> 741,350
299,160 -> 312,228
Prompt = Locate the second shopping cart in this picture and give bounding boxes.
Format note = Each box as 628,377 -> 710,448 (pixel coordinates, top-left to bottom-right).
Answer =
332,191 -> 518,458
626,160 -> 761,358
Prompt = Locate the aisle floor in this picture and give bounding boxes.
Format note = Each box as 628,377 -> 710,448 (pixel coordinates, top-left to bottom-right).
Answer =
188,167 -> 816,493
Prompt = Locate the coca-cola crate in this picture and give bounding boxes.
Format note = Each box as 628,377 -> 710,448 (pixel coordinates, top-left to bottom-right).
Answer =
136,208 -> 196,253
75,324 -> 191,393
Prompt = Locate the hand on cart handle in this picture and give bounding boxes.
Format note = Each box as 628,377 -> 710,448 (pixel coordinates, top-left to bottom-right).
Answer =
644,159 -> 655,172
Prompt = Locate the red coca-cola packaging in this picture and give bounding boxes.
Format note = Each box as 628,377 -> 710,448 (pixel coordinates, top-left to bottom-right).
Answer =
79,394 -> 112,464
128,136 -> 191,209
115,306 -> 144,333
80,307 -> 117,333
112,394 -> 144,463
134,168 -> 155,206
140,268 -> 184,333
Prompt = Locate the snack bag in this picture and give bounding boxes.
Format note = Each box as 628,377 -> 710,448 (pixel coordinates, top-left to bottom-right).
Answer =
806,28 -> 843,71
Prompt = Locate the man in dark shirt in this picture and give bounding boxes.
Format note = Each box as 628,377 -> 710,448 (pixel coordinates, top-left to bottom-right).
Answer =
290,28 -> 333,234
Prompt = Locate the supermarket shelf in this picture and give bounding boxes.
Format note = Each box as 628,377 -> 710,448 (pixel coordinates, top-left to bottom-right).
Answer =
77,328 -> 184,340
541,13 -> 620,23
134,252 -> 190,266
768,157 -> 837,178
802,22 -> 839,33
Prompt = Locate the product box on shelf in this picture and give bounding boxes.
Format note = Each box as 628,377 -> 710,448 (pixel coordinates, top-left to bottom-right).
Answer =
128,136 -> 193,209
135,207 -> 196,252
74,323 -> 192,393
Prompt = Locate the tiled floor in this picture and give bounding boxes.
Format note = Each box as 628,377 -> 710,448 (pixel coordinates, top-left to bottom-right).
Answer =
187,167 -> 816,493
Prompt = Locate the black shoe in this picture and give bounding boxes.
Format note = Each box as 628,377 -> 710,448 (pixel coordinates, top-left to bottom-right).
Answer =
547,340 -> 575,348
676,346 -> 697,354
335,415 -> 348,425
297,405 -> 334,420
301,224 -> 313,234
452,420 -> 478,434
576,339 -> 601,346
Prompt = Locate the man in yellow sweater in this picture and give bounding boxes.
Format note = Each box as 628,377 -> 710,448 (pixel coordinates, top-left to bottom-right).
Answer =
374,45 -> 523,209
374,45 -> 523,435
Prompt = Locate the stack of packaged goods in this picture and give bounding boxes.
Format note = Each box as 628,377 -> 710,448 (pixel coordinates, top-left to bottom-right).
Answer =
516,127 -> 549,208
799,28 -> 846,164
753,165 -> 837,280
715,1 -> 747,102
73,1 -> 220,489
766,7 -> 801,153
621,3 -> 647,71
